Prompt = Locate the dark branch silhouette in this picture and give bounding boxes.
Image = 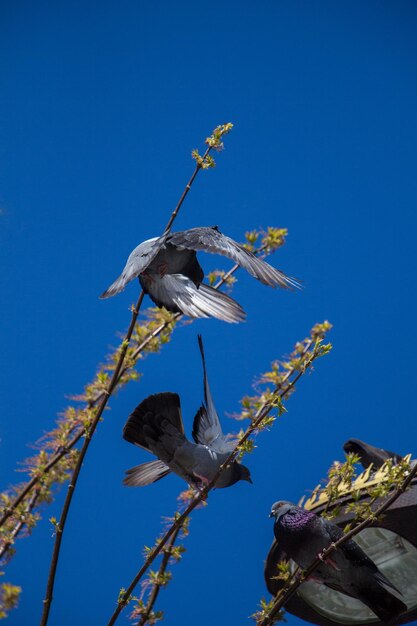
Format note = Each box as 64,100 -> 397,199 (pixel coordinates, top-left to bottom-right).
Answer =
39,125 -> 231,626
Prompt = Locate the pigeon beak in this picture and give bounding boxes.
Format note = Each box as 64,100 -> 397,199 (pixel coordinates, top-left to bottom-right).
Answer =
269,511 -> 274,518
247,476 -> 253,484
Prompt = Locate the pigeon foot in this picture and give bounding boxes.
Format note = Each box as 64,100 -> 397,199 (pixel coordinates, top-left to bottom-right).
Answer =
318,545 -> 340,571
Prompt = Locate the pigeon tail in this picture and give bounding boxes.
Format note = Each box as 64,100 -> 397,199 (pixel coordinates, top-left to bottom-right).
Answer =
193,283 -> 246,323
123,392 -> 184,452
123,459 -> 171,487
141,273 -> 246,323
357,585 -> 407,624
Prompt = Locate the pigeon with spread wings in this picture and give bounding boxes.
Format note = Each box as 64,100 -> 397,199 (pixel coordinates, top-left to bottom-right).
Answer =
101,226 -> 300,323
122,336 -> 251,489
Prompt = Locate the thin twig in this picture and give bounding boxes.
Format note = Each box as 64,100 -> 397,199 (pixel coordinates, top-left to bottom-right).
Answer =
39,290 -> 145,626
257,461 -> 417,626
0,489 -> 40,562
106,338 -> 324,626
136,526 -> 182,626
0,464 -> 62,530
39,138 -> 216,626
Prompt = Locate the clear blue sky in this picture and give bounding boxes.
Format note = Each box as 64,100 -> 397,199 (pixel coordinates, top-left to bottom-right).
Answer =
1,1 -> 417,625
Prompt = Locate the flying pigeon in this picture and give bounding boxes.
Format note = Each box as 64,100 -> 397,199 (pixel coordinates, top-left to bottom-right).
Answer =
122,336 -> 252,489
343,438 -> 403,469
269,501 -> 407,624
100,226 -> 300,323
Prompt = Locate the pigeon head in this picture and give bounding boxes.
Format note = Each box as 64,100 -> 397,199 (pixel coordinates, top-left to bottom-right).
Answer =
269,500 -> 294,520
238,463 -> 253,484
343,438 -> 366,456
343,438 -> 402,469
215,462 -> 252,488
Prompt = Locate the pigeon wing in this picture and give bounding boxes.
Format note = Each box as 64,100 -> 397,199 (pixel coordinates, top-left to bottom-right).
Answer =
191,335 -> 235,454
324,518 -> 407,620
320,518 -> 369,566
324,520 -> 403,596
168,227 -> 300,289
192,405 -> 235,454
321,518 -> 391,577
100,235 -> 167,299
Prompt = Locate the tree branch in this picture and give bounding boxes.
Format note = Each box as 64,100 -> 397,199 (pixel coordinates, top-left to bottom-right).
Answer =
38,124 -> 230,626
39,290 -> 144,626
0,489 -> 40,562
1,127 -> 236,537
135,525 -> 182,626
106,324 -> 332,626
0,231 -> 274,560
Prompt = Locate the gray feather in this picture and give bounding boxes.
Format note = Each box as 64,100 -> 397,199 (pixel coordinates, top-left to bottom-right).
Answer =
124,460 -> 171,486
141,274 -> 246,323
122,339 -> 252,489
123,392 -> 184,453
100,226 -> 300,323
100,236 -> 166,299
168,226 -> 301,289
192,335 -> 236,453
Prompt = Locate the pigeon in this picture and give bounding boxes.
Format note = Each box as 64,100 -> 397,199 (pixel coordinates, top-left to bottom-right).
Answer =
269,501 -> 407,624
122,336 -> 252,489
100,226 -> 300,323
343,438 -> 403,469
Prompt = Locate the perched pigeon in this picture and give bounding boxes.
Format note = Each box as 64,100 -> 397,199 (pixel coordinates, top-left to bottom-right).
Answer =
122,336 -> 252,489
100,226 -> 300,323
269,501 -> 407,624
343,438 -> 403,469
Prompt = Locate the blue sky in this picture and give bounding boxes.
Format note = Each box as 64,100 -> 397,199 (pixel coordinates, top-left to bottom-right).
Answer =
1,1 -> 417,625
